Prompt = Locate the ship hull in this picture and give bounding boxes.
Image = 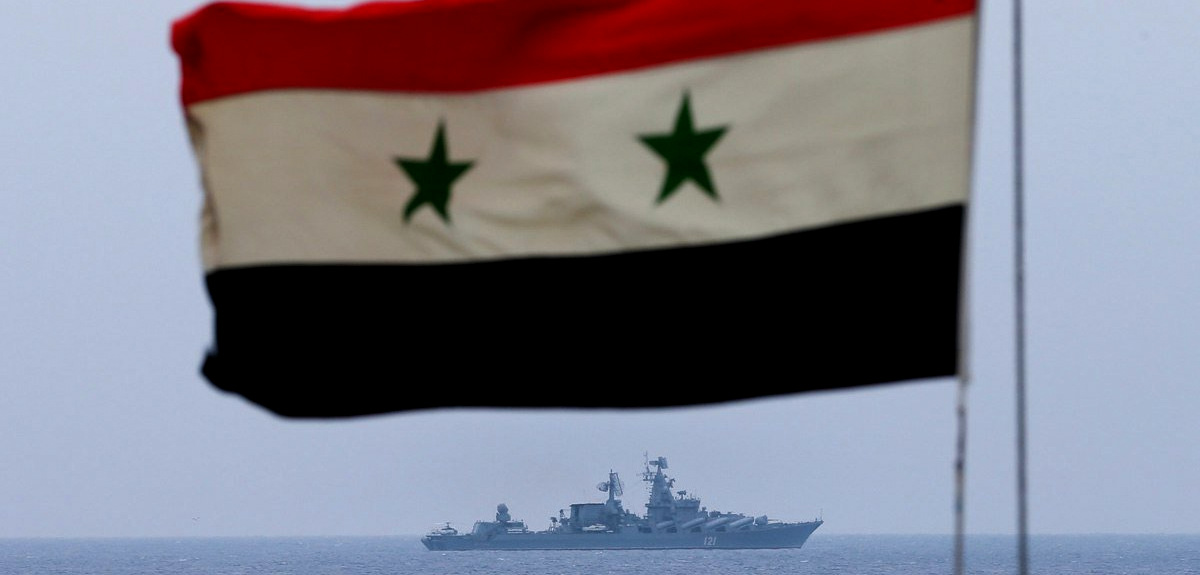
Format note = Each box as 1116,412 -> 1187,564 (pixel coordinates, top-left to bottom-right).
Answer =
422,521 -> 821,551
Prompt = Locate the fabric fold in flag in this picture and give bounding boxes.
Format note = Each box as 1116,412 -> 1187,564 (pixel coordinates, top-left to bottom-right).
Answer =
173,0 -> 978,417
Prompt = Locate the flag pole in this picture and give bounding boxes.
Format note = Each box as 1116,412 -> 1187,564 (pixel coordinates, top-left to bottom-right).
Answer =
954,3 -> 989,571
953,375 -> 969,575
1012,0 -> 1031,574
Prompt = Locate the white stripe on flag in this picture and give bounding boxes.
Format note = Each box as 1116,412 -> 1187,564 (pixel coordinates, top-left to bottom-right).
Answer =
189,16 -> 972,270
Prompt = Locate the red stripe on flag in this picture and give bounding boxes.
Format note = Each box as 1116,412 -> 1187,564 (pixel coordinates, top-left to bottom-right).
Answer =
173,0 -> 975,106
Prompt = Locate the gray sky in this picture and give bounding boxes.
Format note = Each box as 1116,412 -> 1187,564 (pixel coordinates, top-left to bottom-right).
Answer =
1,1 -> 1197,538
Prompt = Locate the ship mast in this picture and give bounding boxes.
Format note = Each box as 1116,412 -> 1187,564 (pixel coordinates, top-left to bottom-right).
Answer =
642,456 -> 676,523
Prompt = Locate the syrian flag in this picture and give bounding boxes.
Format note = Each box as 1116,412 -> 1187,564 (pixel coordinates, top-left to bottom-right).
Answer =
173,0 -> 977,417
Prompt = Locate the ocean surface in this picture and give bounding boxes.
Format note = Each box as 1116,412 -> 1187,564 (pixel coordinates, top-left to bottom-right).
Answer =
1,534 -> 1196,574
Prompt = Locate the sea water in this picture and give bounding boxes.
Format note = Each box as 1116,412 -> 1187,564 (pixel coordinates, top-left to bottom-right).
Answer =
1,534 -> 1196,574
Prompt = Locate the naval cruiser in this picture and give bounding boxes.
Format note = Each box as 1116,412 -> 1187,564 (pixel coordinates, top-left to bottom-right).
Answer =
421,456 -> 822,550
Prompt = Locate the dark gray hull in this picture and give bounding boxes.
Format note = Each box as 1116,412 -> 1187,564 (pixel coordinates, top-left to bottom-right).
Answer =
422,520 -> 821,551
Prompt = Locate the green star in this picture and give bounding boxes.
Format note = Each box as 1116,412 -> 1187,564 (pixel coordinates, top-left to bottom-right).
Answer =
395,121 -> 474,224
638,92 -> 728,204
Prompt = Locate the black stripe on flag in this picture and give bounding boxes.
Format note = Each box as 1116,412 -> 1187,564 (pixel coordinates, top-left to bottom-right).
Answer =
202,205 -> 963,417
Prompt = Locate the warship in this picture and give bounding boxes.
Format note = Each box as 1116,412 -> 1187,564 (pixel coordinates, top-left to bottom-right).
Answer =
421,456 -> 822,550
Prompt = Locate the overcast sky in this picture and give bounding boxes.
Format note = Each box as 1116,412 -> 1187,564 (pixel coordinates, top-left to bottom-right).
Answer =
1,1 -> 1197,538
